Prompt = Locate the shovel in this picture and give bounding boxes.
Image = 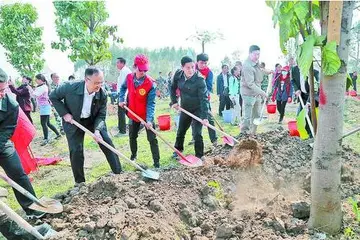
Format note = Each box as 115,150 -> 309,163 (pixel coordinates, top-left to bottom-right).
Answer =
72,120 -> 160,180
0,199 -> 46,240
253,99 -> 268,125
208,111 -> 234,146
0,172 -> 63,214
178,107 -> 239,145
124,106 -> 202,167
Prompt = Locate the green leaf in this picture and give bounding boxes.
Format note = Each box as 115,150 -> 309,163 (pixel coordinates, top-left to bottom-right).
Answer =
297,35 -> 316,78
315,35 -> 326,46
293,1 -> 309,24
279,22 -> 290,54
322,41 -> 341,76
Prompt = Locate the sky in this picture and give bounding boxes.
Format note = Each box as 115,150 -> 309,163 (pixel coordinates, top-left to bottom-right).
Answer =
0,0 -> 284,79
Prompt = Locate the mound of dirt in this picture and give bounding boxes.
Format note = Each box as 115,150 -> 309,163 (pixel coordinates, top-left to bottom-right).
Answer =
42,128 -> 360,240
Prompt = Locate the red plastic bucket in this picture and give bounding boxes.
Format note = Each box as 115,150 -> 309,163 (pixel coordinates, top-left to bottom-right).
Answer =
157,114 -> 171,131
288,120 -> 300,137
349,90 -> 357,96
267,103 -> 277,114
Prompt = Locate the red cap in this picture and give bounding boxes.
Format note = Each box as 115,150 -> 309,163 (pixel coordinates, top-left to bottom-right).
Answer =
134,54 -> 149,71
282,66 -> 290,72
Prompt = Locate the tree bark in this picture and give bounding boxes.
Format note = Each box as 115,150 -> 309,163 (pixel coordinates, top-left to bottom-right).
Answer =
309,0 -> 354,234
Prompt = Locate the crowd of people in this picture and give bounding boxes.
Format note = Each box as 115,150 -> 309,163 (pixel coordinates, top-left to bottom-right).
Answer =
0,43 -> 358,238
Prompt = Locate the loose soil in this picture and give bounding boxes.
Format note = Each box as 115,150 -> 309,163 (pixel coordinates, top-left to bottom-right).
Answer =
42,128 -> 360,240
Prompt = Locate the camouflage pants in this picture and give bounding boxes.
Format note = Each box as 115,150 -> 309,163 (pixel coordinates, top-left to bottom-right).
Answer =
52,107 -> 63,131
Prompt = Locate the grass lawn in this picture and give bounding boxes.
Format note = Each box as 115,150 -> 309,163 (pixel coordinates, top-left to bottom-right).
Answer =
0,95 -> 359,212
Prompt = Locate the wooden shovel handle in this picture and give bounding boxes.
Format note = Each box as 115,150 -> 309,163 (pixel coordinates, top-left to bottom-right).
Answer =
0,200 -> 45,240
71,120 -> 145,172
179,107 -> 239,143
208,111 -> 224,131
0,172 -> 45,208
124,106 -> 188,161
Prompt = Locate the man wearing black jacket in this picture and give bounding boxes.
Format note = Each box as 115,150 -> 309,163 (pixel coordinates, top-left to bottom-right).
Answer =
217,64 -> 232,116
0,68 -> 45,222
171,56 -> 209,159
50,67 -> 122,184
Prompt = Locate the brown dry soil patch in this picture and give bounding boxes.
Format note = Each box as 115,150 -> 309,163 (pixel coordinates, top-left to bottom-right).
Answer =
42,128 -> 360,240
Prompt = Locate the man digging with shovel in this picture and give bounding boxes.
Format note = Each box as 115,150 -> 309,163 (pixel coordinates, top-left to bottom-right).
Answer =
171,56 -> 209,160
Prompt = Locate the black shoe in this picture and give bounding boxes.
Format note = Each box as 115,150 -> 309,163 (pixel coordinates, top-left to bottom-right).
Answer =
25,209 -> 46,220
40,139 -> 49,146
130,155 -> 137,161
154,162 -> 160,168
172,152 -> 179,159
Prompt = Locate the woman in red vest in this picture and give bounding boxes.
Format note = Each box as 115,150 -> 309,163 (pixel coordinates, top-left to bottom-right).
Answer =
118,54 -> 160,168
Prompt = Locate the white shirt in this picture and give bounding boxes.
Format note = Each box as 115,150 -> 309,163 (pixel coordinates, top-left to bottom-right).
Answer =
32,84 -> 47,97
81,85 -> 96,118
117,66 -> 132,92
223,73 -> 228,88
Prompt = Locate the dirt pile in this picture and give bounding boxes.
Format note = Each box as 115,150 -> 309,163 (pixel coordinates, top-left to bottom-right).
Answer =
42,128 -> 360,239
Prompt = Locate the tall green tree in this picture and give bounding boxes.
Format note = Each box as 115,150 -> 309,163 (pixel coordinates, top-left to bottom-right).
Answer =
0,3 -> 44,76
52,1 -> 122,66
267,0 -> 355,234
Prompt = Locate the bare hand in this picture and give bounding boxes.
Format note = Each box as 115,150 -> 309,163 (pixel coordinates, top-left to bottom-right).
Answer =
202,119 -> 209,126
171,103 -> 179,110
145,122 -> 153,129
63,113 -> 73,124
295,90 -> 301,97
93,130 -> 103,143
119,102 -> 126,108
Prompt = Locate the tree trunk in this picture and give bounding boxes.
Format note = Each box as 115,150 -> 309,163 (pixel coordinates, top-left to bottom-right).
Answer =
309,1 -> 354,234
308,63 -> 317,135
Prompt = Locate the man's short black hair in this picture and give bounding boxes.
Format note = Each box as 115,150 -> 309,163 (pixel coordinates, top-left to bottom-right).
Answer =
181,56 -> 194,67
50,73 -> 57,79
275,63 -> 281,68
222,64 -> 228,69
85,67 -> 102,77
249,45 -> 260,53
68,75 -> 75,81
117,57 -> 126,64
196,53 -> 209,62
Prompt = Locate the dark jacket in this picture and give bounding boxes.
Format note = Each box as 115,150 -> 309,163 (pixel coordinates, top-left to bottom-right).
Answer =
49,81 -> 108,136
291,66 -> 319,94
170,70 -> 209,119
9,84 -> 32,112
0,94 -> 19,151
216,73 -> 231,96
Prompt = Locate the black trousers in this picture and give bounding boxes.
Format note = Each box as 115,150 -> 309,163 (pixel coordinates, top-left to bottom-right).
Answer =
40,115 -> 59,140
219,94 -> 231,116
0,143 -> 36,211
118,106 -> 126,134
176,109 -> 204,158
24,111 -> 33,124
128,120 -> 160,167
66,118 -> 122,183
239,94 -> 243,116
276,100 -> 287,122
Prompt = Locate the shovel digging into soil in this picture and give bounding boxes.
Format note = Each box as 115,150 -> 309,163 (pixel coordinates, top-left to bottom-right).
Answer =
0,172 -> 63,214
179,107 -> 240,145
72,120 -> 160,180
208,111 -> 235,147
124,106 -> 202,167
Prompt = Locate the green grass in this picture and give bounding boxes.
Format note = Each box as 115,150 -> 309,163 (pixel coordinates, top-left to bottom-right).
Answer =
0,95 -> 359,211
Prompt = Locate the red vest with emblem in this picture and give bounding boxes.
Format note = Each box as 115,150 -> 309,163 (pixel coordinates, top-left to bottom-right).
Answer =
126,74 -> 153,122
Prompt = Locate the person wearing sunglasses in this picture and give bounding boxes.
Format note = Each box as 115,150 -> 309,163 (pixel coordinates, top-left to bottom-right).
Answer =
118,54 -> 160,169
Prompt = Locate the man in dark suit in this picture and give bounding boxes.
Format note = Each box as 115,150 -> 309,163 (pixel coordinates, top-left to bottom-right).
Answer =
0,68 -> 45,221
216,64 -> 231,116
50,67 -> 122,184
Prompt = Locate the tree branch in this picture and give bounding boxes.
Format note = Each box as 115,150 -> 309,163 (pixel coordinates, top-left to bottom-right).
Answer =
77,15 -> 90,29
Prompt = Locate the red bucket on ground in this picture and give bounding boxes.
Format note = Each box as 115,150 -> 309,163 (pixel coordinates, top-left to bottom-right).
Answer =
157,114 -> 171,131
288,120 -> 300,137
349,90 -> 357,96
267,103 -> 277,114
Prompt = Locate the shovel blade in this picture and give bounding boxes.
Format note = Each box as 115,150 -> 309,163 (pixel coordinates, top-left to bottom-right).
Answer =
141,169 -> 160,180
28,197 -> 63,214
222,136 -> 234,146
179,155 -> 203,167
